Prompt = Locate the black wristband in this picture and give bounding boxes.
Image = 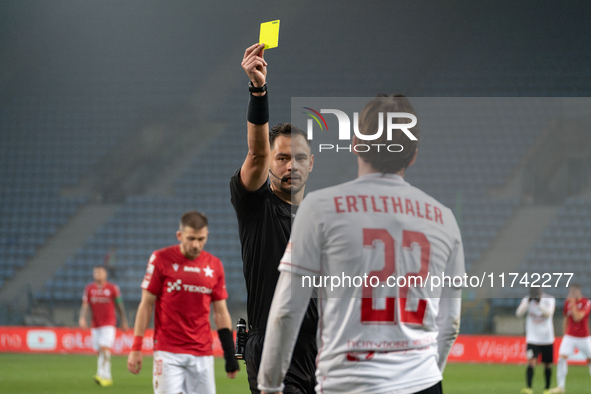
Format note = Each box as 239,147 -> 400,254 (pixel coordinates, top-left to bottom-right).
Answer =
247,91 -> 269,125
249,81 -> 267,93
218,328 -> 240,372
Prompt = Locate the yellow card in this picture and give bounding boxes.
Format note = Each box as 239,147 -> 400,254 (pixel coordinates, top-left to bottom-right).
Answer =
259,20 -> 280,49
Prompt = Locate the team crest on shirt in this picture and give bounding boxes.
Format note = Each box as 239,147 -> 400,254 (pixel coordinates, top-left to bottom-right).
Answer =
104,289 -> 110,296
172,263 -> 179,272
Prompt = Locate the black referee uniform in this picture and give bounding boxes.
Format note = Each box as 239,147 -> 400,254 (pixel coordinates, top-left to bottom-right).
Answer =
231,169 -> 318,394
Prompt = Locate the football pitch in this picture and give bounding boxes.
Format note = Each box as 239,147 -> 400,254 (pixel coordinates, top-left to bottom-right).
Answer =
1,353 -> 590,393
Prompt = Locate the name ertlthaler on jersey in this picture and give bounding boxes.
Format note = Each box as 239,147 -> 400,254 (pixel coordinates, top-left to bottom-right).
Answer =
334,194 -> 444,224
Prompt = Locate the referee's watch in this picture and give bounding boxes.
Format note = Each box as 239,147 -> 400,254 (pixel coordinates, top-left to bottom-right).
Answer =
249,81 -> 267,93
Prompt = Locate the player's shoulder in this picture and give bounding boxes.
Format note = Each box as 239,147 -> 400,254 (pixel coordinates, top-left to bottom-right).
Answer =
200,250 -> 222,265
150,245 -> 179,263
302,176 -> 372,205
303,184 -> 345,205
298,183 -> 352,220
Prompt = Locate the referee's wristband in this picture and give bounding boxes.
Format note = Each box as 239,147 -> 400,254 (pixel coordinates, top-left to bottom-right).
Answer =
131,336 -> 143,351
247,90 -> 269,125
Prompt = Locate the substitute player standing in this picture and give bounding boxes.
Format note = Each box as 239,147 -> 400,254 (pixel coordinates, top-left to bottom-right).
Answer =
549,284 -> 591,393
516,287 -> 556,394
231,43 -> 318,394
258,96 -> 464,394
127,211 -> 239,394
79,265 -> 129,387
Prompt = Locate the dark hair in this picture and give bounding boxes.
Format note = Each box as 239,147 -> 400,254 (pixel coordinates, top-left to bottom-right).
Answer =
269,123 -> 310,150
180,210 -> 208,230
356,94 -> 420,174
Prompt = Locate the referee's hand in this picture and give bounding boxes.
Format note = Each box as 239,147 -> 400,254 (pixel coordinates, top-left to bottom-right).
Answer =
242,43 -> 267,88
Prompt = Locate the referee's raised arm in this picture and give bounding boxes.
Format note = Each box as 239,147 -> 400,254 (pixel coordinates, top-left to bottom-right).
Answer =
240,43 -> 270,192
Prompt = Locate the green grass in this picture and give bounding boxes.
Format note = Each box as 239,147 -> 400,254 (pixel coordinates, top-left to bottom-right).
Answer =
0,353 -> 249,394
443,363 -> 591,393
0,354 -> 590,393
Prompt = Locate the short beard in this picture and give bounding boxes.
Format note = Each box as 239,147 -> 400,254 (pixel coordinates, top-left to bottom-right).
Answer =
271,178 -> 305,196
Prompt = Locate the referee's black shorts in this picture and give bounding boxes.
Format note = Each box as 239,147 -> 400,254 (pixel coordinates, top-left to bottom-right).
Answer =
526,343 -> 554,364
245,330 -> 317,394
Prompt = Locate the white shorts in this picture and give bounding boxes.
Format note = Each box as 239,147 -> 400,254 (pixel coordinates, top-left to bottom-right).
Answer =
152,351 -> 215,394
91,326 -> 116,351
558,335 -> 591,359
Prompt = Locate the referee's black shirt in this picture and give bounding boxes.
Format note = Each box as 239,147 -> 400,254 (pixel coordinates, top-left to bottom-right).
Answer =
230,168 -> 318,335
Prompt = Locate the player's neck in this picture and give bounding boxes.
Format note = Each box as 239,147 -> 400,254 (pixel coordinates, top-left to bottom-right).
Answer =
357,157 -> 405,178
95,280 -> 106,286
179,244 -> 200,260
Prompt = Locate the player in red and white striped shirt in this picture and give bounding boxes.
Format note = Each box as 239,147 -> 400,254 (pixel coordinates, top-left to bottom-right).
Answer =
549,284 -> 591,393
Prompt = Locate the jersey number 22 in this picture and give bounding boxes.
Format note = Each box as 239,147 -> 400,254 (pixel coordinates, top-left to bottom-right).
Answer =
361,228 -> 429,325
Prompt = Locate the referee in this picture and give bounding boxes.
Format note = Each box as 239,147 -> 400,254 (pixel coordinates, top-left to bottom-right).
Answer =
230,43 -> 318,394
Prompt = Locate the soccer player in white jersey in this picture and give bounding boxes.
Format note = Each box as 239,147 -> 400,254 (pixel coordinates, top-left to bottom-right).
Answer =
516,287 -> 556,394
258,96 -> 464,394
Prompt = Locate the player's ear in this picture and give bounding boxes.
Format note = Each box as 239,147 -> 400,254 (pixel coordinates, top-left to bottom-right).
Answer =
352,136 -> 360,156
309,154 -> 314,173
176,230 -> 183,242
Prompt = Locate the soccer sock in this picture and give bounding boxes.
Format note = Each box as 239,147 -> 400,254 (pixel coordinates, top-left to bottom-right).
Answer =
545,366 -> 552,389
104,350 -> 112,380
526,365 -> 534,387
556,357 -> 567,388
97,351 -> 105,377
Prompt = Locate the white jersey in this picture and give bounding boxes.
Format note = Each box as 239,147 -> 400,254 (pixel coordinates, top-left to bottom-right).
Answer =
516,294 -> 556,345
279,173 -> 464,394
